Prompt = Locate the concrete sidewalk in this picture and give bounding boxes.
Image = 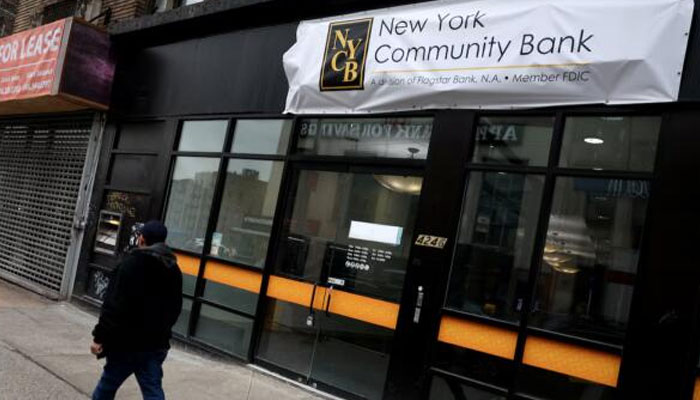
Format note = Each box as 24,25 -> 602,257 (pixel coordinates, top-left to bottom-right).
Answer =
0,279 -> 327,400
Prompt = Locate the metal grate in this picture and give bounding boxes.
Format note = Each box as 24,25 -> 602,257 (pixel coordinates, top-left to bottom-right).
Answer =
0,115 -> 92,294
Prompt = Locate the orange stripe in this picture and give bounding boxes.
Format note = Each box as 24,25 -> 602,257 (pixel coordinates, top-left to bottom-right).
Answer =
175,252 -> 200,277
694,377 -> 700,400
522,336 -> 620,387
203,260 -> 262,294
437,316 -> 518,359
266,275 -> 399,329
325,289 -> 400,330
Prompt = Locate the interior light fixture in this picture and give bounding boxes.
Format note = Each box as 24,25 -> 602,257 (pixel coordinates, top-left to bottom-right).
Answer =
543,242 -> 580,274
373,175 -> 423,195
584,137 -> 604,145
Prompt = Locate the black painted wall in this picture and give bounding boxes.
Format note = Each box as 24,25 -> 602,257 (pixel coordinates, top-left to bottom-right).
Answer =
110,23 -> 296,117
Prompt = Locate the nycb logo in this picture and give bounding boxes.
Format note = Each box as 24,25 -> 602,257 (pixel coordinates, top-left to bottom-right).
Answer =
320,18 -> 372,91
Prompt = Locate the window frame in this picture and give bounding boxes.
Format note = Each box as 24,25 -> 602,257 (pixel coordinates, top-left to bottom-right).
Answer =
433,109 -> 661,398
161,115 -> 295,360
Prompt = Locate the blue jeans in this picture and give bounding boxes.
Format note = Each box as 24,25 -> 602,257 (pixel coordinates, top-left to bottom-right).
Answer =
92,350 -> 168,400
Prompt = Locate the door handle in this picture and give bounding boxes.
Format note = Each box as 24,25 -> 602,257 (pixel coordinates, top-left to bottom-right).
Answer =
325,286 -> 333,317
413,286 -> 424,324
306,283 -> 318,327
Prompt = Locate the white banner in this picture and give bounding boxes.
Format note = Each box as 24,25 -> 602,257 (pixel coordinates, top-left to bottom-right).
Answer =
284,0 -> 694,114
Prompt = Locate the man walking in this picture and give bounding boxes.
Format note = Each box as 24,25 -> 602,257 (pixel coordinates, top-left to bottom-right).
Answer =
91,220 -> 182,400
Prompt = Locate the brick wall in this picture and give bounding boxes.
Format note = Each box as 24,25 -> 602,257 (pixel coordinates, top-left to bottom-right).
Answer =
11,0 -> 150,34
0,0 -> 18,37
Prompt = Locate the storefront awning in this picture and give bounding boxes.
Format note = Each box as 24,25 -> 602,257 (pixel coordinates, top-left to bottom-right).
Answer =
0,18 -> 114,115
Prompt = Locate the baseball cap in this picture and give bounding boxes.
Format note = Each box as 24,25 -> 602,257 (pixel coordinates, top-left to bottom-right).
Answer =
140,220 -> 168,245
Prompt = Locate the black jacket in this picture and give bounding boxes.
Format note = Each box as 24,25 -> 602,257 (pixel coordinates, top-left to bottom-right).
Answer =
92,243 -> 183,355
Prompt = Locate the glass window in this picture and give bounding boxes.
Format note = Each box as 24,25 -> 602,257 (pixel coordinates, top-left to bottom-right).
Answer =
297,118 -> 432,159
231,120 -> 291,155
429,375 -> 506,400
256,299 -> 316,376
173,298 -> 192,336
202,279 -> 258,315
277,170 -> 422,302
164,157 -> 220,252
182,273 -> 196,296
177,120 -> 228,152
530,177 -> 650,344
210,160 -> 284,268
559,116 -> 661,172
446,172 -> 544,322
516,365 -> 616,400
433,343 -> 513,389
472,116 -> 554,166
194,304 -> 254,357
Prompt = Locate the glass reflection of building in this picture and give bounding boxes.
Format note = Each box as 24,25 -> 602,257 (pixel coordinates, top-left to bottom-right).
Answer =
167,170 -> 218,250
213,165 -> 282,268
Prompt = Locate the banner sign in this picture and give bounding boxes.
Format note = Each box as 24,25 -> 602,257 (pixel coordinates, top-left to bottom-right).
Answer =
0,18 -> 114,115
284,0 -> 694,114
0,19 -> 66,102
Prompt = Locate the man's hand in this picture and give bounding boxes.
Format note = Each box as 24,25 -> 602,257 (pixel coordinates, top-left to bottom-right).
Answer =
90,342 -> 103,356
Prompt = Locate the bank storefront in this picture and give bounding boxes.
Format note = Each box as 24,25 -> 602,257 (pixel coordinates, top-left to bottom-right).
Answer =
74,0 -> 700,399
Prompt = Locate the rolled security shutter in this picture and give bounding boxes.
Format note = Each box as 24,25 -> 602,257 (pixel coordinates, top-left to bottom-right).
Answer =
0,114 -> 93,297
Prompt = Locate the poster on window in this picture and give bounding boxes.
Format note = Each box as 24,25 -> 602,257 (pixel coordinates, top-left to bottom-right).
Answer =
284,0 -> 693,113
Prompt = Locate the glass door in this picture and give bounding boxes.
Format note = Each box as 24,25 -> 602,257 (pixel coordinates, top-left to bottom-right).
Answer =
256,167 -> 422,400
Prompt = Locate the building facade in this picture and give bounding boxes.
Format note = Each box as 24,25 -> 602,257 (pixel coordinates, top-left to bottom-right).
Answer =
69,0 -> 700,399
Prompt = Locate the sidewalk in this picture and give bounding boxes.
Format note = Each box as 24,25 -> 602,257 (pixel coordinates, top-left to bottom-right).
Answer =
0,279 -> 327,400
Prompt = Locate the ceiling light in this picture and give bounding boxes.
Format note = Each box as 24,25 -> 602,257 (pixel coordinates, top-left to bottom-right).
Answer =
373,175 -> 422,195
584,137 -> 604,145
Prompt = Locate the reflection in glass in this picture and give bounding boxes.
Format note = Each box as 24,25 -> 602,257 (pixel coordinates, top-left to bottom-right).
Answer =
530,177 -> 650,344
210,160 -> 283,268
429,375 -> 506,400
472,116 -> 554,166
178,120 -> 228,152
194,304 -> 254,357
432,343 -> 513,389
446,172 -> 544,322
256,300 -> 316,376
311,312 -> 394,400
277,170 -> 421,302
296,118 -> 432,159
164,157 -> 220,253
182,272 -> 196,296
559,116 -> 660,171
172,298 -> 192,336
260,169 -> 422,400
516,365 -> 616,400
202,278 -> 258,315
231,120 -> 292,155
257,300 -> 394,400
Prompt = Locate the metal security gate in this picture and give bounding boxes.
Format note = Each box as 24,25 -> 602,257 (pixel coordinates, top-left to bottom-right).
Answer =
0,113 -> 101,299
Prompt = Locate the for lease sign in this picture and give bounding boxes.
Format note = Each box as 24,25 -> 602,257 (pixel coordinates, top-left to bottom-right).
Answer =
0,19 -> 66,102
